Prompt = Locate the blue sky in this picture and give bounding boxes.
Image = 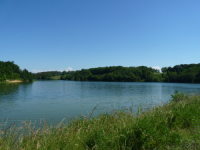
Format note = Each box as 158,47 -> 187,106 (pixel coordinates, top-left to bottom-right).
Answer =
0,0 -> 200,72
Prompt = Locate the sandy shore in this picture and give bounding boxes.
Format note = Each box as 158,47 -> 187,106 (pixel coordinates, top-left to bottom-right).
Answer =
6,80 -> 23,83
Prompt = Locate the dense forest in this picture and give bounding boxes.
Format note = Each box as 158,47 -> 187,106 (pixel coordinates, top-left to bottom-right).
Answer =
35,64 -> 200,83
2,61 -> 199,83
0,61 -> 33,82
161,63 -> 200,83
60,66 -> 160,82
58,63 -> 200,83
28,63 -> 200,83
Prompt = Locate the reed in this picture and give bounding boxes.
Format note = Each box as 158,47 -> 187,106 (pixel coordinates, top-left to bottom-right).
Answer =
1,91 -> 200,149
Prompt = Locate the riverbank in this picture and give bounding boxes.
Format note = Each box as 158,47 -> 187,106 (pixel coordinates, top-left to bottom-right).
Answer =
1,92 -> 200,149
6,80 -> 23,83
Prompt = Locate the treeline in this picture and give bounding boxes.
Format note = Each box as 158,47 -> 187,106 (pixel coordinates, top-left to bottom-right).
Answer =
33,63 -> 200,83
60,66 -> 161,82
59,63 -> 200,83
34,71 -> 62,79
0,61 -> 33,82
161,63 -> 200,83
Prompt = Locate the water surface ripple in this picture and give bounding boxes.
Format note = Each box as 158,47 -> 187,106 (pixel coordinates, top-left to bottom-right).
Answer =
0,81 -> 200,126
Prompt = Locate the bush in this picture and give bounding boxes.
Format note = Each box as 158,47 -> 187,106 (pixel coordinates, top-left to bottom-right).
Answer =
171,90 -> 188,102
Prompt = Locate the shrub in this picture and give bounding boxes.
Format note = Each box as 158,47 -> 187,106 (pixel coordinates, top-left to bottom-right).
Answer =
171,90 -> 188,102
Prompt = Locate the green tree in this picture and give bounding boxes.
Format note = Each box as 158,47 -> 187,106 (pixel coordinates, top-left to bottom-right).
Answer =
168,72 -> 178,82
2,74 -> 6,82
13,73 -> 20,79
161,67 -> 168,73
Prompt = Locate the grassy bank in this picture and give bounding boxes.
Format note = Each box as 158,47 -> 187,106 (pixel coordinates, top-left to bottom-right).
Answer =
44,76 -> 61,80
1,92 -> 200,149
51,75 -> 61,80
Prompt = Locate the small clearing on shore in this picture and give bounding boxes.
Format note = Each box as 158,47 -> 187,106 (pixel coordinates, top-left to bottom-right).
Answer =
6,80 -> 23,83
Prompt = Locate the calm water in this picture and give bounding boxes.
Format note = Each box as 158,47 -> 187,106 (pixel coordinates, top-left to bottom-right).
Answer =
0,80 -> 200,126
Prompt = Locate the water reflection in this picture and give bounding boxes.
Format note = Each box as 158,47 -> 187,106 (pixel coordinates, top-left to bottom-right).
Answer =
0,83 -> 21,96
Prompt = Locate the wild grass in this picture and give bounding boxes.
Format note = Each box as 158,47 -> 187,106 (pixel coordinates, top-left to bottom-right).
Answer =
1,91 -> 200,149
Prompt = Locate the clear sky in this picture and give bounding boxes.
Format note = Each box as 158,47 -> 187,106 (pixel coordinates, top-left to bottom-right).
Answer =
0,0 -> 200,72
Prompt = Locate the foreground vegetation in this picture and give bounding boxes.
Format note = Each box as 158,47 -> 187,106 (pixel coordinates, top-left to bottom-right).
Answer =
1,91 -> 200,149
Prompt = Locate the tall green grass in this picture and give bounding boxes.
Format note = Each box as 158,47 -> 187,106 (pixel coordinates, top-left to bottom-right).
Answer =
1,91 -> 200,149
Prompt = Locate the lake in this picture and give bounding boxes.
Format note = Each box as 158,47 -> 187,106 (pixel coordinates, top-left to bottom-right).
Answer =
0,80 -> 200,126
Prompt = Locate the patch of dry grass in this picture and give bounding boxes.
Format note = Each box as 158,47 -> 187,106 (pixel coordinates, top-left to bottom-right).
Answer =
50,76 -> 61,80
